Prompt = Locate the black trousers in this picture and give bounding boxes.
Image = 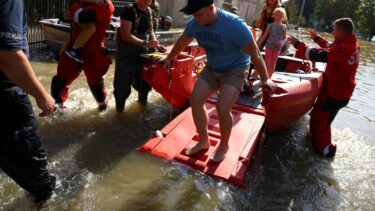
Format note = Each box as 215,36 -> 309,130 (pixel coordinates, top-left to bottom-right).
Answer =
0,86 -> 55,202
113,56 -> 152,101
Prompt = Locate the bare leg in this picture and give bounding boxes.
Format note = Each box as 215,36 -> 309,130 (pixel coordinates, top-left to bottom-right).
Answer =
73,23 -> 96,49
211,84 -> 241,162
265,49 -> 273,77
271,50 -> 280,76
186,77 -> 214,155
59,39 -> 71,56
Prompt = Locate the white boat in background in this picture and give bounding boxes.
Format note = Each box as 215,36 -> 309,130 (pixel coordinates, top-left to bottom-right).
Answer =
39,18 -> 182,53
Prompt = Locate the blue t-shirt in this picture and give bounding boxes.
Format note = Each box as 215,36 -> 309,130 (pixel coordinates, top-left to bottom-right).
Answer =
184,10 -> 253,73
0,0 -> 29,88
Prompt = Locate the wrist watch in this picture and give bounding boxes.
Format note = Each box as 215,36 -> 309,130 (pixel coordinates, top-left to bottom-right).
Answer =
142,40 -> 149,47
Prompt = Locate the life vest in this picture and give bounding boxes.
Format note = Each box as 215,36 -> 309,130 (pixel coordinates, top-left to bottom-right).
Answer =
116,5 -> 155,59
131,4 -> 155,36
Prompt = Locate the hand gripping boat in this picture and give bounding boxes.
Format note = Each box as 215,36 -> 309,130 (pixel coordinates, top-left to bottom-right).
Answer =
138,43 -> 323,187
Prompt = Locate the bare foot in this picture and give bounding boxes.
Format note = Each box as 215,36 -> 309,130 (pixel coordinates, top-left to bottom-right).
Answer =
186,141 -> 210,156
210,144 -> 229,163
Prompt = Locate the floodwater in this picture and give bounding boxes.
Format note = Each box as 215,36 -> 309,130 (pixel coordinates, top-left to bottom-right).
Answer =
0,33 -> 374,210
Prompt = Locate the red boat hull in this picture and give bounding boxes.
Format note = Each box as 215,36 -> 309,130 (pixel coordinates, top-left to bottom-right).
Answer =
138,100 -> 266,187
142,45 -> 323,133
140,44 -> 323,186
266,72 -> 323,133
142,44 -> 206,109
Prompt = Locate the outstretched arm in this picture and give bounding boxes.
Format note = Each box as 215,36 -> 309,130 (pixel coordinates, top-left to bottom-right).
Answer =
163,33 -> 194,63
306,28 -> 332,48
288,36 -> 327,62
288,35 -> 353,63
0,50 -> 55,116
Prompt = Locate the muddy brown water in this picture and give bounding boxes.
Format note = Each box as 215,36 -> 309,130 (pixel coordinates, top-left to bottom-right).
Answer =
0,31 -> 374,210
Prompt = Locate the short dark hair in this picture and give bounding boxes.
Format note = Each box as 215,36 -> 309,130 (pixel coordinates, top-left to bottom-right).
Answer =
334,17 -> 354,35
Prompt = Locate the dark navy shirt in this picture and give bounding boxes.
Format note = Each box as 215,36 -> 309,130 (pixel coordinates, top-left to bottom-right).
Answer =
0,0 -> 29,89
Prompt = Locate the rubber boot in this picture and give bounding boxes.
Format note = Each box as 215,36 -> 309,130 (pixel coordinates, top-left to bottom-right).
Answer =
51,76 -> 69,104
138,91 -> 148,106
89,83 -> 108,111
32,175 -> 56,203
115,96 -> 126,112
113,90 -> 127,112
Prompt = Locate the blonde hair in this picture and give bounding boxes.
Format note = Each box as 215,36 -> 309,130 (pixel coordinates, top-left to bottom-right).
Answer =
273,7 -> 287,22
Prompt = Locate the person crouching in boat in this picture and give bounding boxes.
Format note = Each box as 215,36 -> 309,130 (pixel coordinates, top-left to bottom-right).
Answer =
114,0 -> 166,112
161,0 -> 277,162
288,18 -> 360,157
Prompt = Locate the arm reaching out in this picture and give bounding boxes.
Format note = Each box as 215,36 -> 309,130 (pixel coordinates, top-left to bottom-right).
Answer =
0,50 -> 55,116
161,33 -> 194,66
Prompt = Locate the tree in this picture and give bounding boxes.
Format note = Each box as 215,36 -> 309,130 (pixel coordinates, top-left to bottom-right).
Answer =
314,0 -> 360,32
356,0 -> 375,40
284,0 -> 315,26
284,0 -> 299,24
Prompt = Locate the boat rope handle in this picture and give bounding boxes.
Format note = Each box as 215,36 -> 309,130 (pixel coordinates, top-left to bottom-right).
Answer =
168,62 -> 174,121
167,61 -> 173,88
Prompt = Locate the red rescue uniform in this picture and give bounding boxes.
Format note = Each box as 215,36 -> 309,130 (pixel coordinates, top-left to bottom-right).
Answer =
294,34 -> 360,155
51,1 -> 114,107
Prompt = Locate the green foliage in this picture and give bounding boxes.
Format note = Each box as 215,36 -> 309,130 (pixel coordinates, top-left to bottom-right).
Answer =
283,0 -> 315,26
285,0 -> 373,39
314,0 -> 360,30
284,0 -> 299,24
356,0 -> 375,40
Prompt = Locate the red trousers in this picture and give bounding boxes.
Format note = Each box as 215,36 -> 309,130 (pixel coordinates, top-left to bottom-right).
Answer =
310,90 -> 349,154
52,52 -> 111,104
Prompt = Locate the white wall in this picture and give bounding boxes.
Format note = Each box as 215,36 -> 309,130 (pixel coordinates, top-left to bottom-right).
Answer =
233,0 -> 263,25
157,0 -> 263,27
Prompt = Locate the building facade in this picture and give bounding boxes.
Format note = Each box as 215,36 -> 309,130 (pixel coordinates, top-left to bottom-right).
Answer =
156,0 -> 263,27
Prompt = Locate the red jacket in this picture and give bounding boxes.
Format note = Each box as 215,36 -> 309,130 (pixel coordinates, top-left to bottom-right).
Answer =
295,34 -> 360,99
68,1 -> 114,52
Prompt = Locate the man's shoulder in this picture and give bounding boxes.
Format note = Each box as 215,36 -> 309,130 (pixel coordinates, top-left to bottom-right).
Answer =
120,4 -> 136,20
0,0 -> 23,15
0,0 -> 24,29
185,18 -> 200,32
123,4 -> 136,14
220,10 -> 243,22
219,10 -> 247,29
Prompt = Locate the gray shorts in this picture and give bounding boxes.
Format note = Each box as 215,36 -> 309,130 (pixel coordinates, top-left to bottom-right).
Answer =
199,65 -> 249,91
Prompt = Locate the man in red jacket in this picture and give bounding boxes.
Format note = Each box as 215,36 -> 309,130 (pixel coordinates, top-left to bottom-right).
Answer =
288,17 -> 360,156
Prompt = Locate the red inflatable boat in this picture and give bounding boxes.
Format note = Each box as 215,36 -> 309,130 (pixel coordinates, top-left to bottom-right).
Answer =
138,43 -> 324,187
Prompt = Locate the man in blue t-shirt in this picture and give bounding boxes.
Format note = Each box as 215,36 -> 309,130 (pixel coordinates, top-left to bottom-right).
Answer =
0,0 -> 56,203
162,0 -> 276,162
